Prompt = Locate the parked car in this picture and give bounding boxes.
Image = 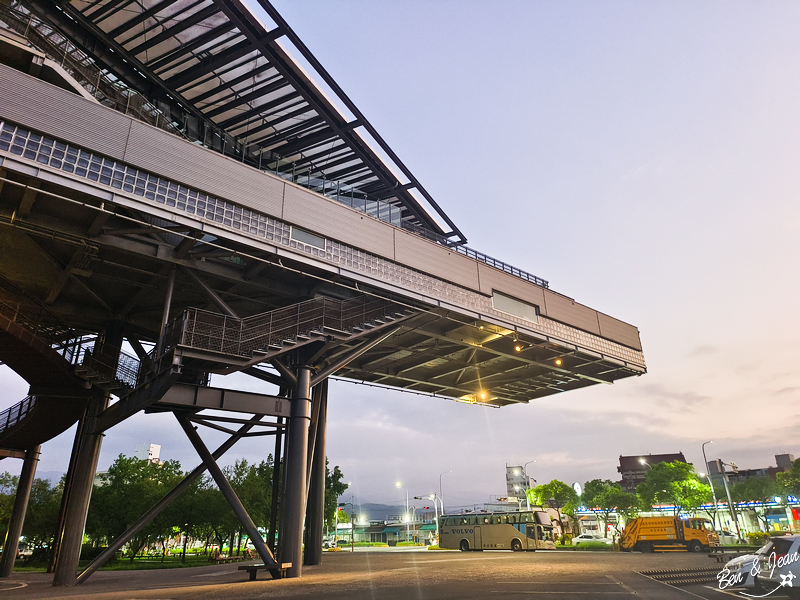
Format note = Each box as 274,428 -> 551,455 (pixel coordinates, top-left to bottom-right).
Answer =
717,530 -> 740,545
754,535 -> 800,599
721,535 -> 800,598
572,533 -> 612,546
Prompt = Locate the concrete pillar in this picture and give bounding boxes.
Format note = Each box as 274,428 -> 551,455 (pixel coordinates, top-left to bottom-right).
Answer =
304,380 -> 328,566
0,446 -> 40,577
283,366 -> 312,577
52,393 -> 107,586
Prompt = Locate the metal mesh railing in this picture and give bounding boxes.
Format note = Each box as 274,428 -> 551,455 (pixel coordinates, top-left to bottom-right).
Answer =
0,298 -> 140,389
0,395 -> 35,433
162,296 -> 405,359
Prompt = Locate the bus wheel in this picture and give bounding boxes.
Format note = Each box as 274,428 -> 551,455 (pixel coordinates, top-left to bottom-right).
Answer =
687,540 -> 702,552
639,541 -> 654,553
460,539 -> 470,552
511,539 -> 523,552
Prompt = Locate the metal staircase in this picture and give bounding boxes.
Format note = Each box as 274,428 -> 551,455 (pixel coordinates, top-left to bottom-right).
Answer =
153,295 -> 416,374
0,294 -> 415,447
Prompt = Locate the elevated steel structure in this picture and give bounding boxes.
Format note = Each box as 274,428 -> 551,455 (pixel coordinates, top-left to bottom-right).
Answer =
0,0 -> 646,587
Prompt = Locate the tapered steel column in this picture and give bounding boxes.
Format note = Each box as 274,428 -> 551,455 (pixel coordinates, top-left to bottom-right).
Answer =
283,366 -> 312,577
48,416 -> 86,573
267,415 -> 284,554
52,393 -> 107,586
0,446 -> 40,577
304,379 -> 328,566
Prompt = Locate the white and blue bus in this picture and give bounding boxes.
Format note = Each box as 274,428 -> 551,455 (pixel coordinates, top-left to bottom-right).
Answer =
439,510 -> 556,551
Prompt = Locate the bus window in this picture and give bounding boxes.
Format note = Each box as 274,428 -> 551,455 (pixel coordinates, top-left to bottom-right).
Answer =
460,517 -> 469,525
509,515 -> 518,524
483,516 -> 490,525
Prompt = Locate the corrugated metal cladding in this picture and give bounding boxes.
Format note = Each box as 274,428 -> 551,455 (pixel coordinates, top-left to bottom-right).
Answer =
123,121 -> 285,218
0,64 -> 130,161
542,291 -> 602,337
477,263 -> 547,308
282,184 -> 395,259
394,229 -> 481,290
0,70 -> 643,354
597,312 -> 642,352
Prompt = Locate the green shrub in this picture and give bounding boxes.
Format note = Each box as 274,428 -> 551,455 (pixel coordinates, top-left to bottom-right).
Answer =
560,534 -> 572,546
747,532 -> 770,546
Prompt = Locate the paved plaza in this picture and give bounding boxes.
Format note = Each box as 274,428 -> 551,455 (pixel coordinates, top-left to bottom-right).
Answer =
0,548 -> 769,600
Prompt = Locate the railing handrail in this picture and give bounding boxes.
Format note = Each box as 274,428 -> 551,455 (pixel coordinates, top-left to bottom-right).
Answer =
157,296 -> 403,361
0,395 -> 36,434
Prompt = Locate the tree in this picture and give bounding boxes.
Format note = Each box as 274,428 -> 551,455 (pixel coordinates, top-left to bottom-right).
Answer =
21,477 -> 62,552
223,458 -> 274,554
0,472 -> 18,547
324,461 -> 348,530
86,455 -> 184,560
731,477 -> 778,531
582,479 -> 637,537
636,461 -> 711,516
530,480 -> 579,532
777,459 -> 800,496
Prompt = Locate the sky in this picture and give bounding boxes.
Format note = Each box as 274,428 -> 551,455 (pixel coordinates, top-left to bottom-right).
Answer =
2,0 -> 800,512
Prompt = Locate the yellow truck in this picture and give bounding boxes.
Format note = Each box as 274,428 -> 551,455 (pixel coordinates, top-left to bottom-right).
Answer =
620,516 -> 719,553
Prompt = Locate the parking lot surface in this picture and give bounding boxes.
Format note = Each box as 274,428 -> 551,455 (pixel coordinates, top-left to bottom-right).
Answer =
0,548 -> 784,600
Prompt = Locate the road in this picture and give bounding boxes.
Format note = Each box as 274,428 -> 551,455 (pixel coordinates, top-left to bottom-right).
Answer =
0,548 -> 785,600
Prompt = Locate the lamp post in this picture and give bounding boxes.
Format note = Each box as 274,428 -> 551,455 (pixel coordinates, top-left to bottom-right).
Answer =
396,482 -> 409,541
701,441 -> 719,529
719,460 -> 743,543
439,471 -> 452,514
416,493 -> 443,546
523,460 -> 537,511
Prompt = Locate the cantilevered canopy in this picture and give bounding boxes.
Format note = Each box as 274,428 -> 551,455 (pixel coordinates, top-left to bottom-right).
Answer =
30,0 -> 465,244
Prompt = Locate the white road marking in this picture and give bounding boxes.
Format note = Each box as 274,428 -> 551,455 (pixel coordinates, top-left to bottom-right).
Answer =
0,581 -> 28,590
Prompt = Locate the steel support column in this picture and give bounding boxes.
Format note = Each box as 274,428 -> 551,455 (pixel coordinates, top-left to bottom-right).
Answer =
304,379 -> 327,566
283,366 -> 312,577
75,415 -> 264,585
176,414 -> 278,568
267,415 -> 284,554
48,412 -> 86,573
52,393 -> 108,586
0,445 -> 40,577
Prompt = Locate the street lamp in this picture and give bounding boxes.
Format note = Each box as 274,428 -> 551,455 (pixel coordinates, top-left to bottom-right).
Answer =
701,441 -> 719,529
416,493 -> 444,546
718,459 -> 743,543
439,471 -> 452,514
396,482 -> 409,541
523,460 -> 537,511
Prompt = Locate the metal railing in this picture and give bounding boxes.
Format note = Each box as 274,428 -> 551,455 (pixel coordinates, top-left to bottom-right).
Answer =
0,395 -> 35,434
158,296 -> 405,360
0,299 -> 140,389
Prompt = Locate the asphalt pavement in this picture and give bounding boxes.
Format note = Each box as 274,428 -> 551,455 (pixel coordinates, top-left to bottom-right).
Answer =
0,548 -> 786,600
